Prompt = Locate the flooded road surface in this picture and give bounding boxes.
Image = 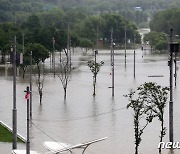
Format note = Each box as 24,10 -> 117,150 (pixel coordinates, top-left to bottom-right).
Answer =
0,48 -> 180,154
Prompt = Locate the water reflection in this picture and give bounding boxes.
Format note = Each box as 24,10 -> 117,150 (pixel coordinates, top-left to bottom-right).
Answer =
168,149 -> 174,154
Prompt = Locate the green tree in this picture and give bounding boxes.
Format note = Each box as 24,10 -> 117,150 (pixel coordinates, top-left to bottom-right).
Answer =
80,38 -> 94,52
125,82 -> 169,154
76,15 -> 105,43
138,82 -> 169,153
143,31 -> 168,52
150,8 -> 180,36
21,14 -> 41,44
0,22 -> 21,63
57,50 -> 71,100
126,88 -> 154,154
87,56 -> 104,96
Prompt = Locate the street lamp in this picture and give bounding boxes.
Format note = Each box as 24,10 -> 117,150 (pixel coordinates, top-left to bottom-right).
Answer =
94,50 -> 98,83
12,36 -> 17,150
24,86 -> 30,154
168,40 -> 179,143
30,51 -> 32,118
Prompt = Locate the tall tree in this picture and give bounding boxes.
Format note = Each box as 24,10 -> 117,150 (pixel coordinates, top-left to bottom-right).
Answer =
125,82 -> 169,154
57,50 -> 71,100
138,82 -> 169,153
87,54 -> 104,96
26,43 -> 49,104
150,8 -> 180,36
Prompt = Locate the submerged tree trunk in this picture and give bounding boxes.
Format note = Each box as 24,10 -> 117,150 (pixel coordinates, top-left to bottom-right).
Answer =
39,89 -> 42,105
135,115 -> 139,154
23,69 -> 25,79
159,115 -> 164,153
1,50 -> 5,64
64,87 -> 67,100
21,66 -> 26,79
93,76 -> 96,96
37,63 -> 44,105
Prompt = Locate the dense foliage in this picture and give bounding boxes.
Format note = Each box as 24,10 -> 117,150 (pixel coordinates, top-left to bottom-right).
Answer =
0,0 -> 180,26
0,10 -> 141,63
150,8 -> 180,37
143,31 -> 169,52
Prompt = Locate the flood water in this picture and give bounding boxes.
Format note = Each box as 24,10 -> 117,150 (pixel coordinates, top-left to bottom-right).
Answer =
0,46 -> 180,154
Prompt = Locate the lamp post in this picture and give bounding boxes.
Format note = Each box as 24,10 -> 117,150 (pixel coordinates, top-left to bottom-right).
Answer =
67,21 -> 71,70
12,36 -> 17,149
168,28 -> 180,144
174,34 -> 179,87
110,28 -> 115,97
133,32 -> 136,78
94,50 -> 98,88
24,86 -> 30,154
112,42 -> 115,97
52,37 -> 55,77
30,51 -> 32,118
169,29 -> 174,143
174,53 -> 177,87
124,26 -> 127,67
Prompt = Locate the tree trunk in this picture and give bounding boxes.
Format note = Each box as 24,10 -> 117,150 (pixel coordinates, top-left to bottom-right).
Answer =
135,145 -> 138,154
1,50 -> 5,64
159,116 -> 164,153
64,88 -> 67,100
40,93 -> 42,105
135,116 -> 139,154
135,125 -> 139,154
93,77 -> 96,96
22,66 -> 26,79
23,70 -> 25,79
38,89 -> 42,105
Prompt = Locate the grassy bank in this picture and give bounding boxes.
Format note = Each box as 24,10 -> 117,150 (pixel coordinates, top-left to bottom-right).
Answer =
0,124 -> 25,143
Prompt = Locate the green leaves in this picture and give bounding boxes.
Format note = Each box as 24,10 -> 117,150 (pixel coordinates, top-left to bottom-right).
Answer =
26,43 -> 49,64
126,82 -> 169,154
87,60 -> 104,75
143,31 -> 169,52
87,58 -> 104,95
150,8 -> 180,37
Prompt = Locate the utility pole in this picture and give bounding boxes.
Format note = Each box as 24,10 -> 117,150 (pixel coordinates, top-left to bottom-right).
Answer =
94,50 -> 97,94
24,87 -> 30,154
67,21 -> 71,70
169,34 -> 179,144
69,39 -> 72,71
96,26 -> 99,50
124,26 -> 127,67
12,36 -> 17,150
30,51 -> 32,118
110,28 -> 115,97
169,28 -> 173,143
52,37 -> 55,77
134,32 -> 136,78
22,34 -> 24,54
174,52 -> 177,87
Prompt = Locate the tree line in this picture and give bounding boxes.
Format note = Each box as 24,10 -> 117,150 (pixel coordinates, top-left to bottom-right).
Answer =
1,0 -> 180,27
144,8 -> 180,52
0,10 -> 141,64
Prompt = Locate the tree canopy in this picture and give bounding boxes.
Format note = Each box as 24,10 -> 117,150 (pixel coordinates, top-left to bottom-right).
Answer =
150,8 -> 180,36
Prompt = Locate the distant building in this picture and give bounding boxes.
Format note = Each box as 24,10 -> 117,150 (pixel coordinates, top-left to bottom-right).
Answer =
97,39 -> 104,48
135,7 -> 142,11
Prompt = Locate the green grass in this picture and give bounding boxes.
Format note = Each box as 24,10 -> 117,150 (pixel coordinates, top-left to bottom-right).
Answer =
0,124 -> 25,143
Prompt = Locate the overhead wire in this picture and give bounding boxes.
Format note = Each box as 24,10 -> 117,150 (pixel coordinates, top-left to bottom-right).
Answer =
32,106 -> 126,123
